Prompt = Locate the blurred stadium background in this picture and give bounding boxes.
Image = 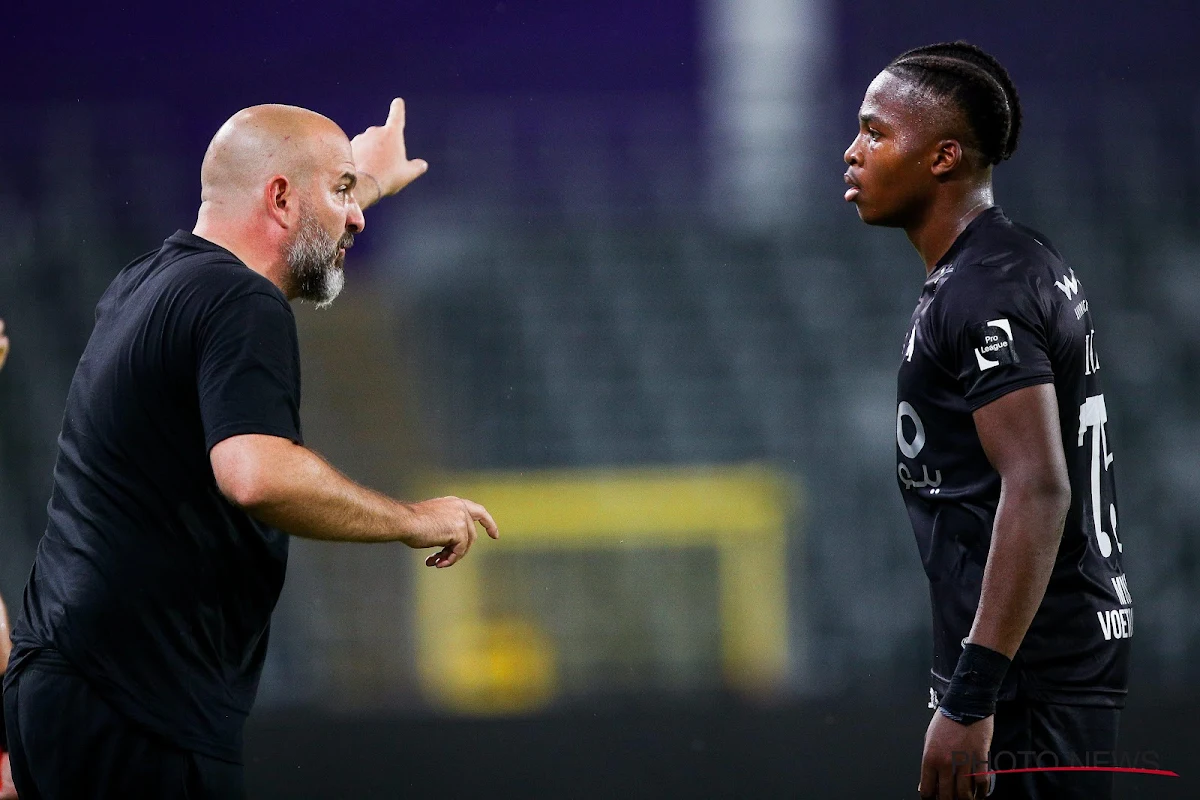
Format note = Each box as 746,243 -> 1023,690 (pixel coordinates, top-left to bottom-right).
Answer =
2,1 -> 1198,796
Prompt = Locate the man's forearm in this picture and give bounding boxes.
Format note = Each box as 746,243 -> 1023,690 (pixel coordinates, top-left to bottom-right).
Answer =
218,436 -> 417,543
968,480 -> 1070,658
211,434 -> 496,566
355,172 -> 385,212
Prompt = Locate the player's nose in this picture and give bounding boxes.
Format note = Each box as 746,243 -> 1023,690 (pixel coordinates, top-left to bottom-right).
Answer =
844,137 -> 861,166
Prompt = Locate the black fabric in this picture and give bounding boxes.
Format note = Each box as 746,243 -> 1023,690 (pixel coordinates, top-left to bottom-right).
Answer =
938,643 -> 1012,724
4,231 -> 302,763
988,699 -> 1121,799
3,653 -> 245,799
898,207 -> 1131,707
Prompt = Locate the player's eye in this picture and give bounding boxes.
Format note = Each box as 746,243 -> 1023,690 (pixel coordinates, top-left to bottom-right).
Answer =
868,128 -> 883,141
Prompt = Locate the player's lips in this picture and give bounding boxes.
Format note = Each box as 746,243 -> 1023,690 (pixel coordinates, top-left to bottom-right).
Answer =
843,172 -> 861,202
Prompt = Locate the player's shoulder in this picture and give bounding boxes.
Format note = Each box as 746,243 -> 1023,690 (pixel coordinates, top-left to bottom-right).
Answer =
938,209 -> 1064,300
925,211 -> 1071,336
956,208 -> 1062,273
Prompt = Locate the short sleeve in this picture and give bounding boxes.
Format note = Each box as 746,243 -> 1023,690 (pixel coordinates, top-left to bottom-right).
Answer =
197,292 -> 303,451
933,266 -> 1056,411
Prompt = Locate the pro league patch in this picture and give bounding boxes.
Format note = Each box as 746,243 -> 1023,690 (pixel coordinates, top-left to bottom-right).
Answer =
970,318 -> 1019,371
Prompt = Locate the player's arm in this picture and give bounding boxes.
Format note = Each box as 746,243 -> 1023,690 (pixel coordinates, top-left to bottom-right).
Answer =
350,98 -> 428,211
920,382 -> 1069,800
969,381 -> 1071,655
210,433 -> 497,568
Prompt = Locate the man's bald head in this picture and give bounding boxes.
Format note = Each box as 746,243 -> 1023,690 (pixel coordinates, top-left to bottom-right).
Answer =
200,104 -> 352,205
194,103 -> 364,308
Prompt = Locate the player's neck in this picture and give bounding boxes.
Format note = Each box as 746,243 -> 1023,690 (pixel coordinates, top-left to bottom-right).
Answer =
905,184 -> 995,275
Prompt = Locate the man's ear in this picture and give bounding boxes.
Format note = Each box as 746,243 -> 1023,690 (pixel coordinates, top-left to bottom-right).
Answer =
930,138 -> 963,177
265,175 -> 293,227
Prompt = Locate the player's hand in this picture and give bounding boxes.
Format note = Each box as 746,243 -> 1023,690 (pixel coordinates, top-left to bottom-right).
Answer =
0,318 -> 10,372
919,711 -> 993,799
403,495 -> 498,568
350,98 -> 428,207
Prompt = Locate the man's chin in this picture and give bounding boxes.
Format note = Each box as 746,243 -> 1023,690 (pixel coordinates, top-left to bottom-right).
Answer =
315,267 -> 346,309
854,204 -> 905,228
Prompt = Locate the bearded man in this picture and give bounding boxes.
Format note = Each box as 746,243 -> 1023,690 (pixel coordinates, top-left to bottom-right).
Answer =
2,100 -> 498,799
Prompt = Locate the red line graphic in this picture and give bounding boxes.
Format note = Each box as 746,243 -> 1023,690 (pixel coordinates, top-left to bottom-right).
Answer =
966,766 -> 1179,778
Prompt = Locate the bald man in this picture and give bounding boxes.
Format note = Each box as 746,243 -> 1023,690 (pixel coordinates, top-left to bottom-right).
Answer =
2,101 -> 497,799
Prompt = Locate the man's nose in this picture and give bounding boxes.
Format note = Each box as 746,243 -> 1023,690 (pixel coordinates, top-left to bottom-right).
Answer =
844,139 -> 860,166
347,197 -> 365,235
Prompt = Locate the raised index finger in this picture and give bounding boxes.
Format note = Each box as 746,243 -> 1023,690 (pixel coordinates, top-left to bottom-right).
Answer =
386,97 -> 406,129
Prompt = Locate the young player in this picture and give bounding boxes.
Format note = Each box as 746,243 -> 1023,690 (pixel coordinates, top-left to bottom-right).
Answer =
843,42 -> 1131,799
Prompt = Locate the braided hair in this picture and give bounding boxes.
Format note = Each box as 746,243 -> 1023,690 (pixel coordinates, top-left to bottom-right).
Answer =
887,41 -> 1022,166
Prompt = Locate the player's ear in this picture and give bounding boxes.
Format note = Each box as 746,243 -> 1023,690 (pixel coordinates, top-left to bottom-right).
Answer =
930,139 -> 963,177
264,176 -> 293,227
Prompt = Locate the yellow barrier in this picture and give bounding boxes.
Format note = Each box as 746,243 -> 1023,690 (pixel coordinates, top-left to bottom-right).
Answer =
414,463 -> 801,713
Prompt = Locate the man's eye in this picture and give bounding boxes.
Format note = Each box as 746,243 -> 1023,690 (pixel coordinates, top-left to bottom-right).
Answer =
868,128 -> 882,141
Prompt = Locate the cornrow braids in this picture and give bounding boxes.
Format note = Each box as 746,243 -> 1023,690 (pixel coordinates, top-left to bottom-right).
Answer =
887,41 -> 1022,166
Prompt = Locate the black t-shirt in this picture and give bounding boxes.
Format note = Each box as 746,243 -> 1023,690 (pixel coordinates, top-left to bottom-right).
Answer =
5,231 -> 302,762
897,207 -> 1131,708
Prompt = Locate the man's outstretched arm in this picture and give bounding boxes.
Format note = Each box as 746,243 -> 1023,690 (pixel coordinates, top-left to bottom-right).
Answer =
350,98 -> 429,211
210,434 -> 497,568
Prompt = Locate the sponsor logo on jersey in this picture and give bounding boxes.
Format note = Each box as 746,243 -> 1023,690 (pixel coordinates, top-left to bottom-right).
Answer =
1055,268 -> 1081,299
970,318 -> 1019,371
896,402 -> 943,492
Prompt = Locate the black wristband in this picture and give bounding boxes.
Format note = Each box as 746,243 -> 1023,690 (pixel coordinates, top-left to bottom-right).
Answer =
936,643 -> 1011,725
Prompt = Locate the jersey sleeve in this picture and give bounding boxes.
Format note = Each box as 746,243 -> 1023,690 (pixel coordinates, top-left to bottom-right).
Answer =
197,291 -> 303,451
931,265 -> 1056,411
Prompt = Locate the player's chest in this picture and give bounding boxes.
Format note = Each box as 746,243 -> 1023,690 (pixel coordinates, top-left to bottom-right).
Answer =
896,269 -> 958,400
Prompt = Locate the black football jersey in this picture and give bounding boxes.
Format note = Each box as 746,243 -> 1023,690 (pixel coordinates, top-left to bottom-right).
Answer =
897,207 -> 1130,707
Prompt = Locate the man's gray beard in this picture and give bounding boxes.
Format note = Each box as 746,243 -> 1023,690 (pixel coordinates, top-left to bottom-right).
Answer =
286,212 -> 349,309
